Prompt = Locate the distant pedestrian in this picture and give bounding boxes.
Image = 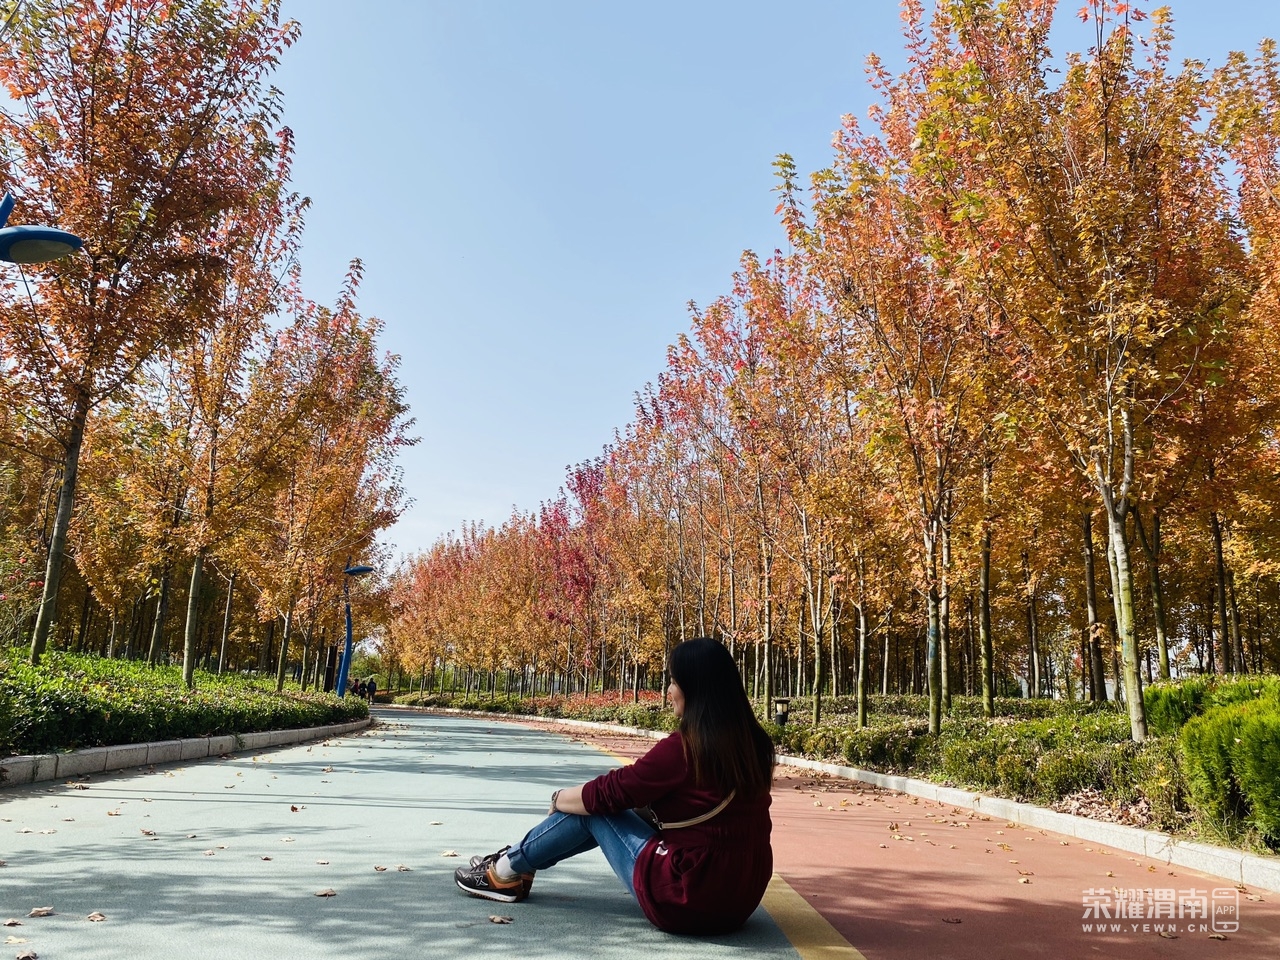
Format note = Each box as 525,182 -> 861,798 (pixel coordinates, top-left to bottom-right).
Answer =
356,679 -> 367,700
366,678 -> 377,702
453,637 -> 775,935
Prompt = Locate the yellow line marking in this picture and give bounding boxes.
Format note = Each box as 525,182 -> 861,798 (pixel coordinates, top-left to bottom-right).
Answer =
763,874 -> 868,960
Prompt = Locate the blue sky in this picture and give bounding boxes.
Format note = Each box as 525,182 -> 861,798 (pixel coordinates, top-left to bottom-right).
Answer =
273,0 -> 1278,558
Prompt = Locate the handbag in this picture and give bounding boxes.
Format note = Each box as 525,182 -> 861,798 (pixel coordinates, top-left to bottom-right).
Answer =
635,790 -> 736,832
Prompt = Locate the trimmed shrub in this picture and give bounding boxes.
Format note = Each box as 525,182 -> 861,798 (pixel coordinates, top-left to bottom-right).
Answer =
1130,736 -> 1190,831
841,719 -> 931,770
1208,676 -> 1280,710
1233,702 -> 1280,845
1180,702 -> 1253,825
1144,677 -> 1214,737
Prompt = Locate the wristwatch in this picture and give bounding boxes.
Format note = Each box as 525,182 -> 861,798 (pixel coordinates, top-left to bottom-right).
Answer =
549,789 -> 561,814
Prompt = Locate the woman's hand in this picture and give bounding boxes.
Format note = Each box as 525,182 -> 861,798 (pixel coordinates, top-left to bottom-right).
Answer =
550,784 -> 588,815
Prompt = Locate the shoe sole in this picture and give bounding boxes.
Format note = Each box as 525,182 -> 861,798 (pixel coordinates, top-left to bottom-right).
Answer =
455,877 -> 522,903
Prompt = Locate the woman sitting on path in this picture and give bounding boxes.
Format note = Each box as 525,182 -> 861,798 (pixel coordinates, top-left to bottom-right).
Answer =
454,636 -> 776,935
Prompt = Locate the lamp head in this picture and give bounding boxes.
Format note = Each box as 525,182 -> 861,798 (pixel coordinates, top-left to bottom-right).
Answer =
0,192 -> 83,263
343,565 -> 374,577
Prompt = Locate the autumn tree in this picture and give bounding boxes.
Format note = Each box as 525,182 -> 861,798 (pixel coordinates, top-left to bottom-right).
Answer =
0,0 -> 300,664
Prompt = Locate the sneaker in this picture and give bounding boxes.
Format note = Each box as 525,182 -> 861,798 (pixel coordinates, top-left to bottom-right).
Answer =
455,860 -> 532,903
468,846 -> 535,897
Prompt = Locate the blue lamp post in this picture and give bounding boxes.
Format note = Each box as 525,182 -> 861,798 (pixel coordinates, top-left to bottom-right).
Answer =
336,563 -> 374,698
0,192 -> 82,263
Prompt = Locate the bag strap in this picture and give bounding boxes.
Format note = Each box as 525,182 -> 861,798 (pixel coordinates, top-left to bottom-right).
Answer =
655,790 -> 736,831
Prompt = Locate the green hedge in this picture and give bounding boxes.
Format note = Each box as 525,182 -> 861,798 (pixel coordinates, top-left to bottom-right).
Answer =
1180,698 -> 1280,843
1,651 -> 368,757
1144,675 -> 1280,737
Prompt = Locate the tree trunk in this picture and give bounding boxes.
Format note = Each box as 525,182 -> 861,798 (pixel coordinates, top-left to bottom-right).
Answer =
182,549 -> 206,688
1210,511 -> 1233,673
1022,549 -> 1040,697
926,530 -> 942,735
1082,511 -> 1107,700
1133,506 -> 1170,680
217,572 -> 235,676
1227,569 -> 1245,675
30,394 -> 90,664
1104,506 -> 1147,741
979,476 -> 995,716
275,604 -> 294,692
147,566 -> 172,665
940,519 -> 952,711
856,602 -> 869,728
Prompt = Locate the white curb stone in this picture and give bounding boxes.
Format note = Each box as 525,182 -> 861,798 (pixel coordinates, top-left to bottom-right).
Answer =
1,718 -> 371,791
55,746 -> 109,779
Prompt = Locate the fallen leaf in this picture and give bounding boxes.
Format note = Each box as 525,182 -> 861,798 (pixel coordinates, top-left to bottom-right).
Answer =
4,937 -> 27,944
187,835 -> 197,839
441,850 -> 459,857
941,917 -> 962,924
203,850 -> 215,856
16,950 -> 36,960
38,830 -> 55,835
1106,871 -> 1114,877
261,856 -> 273,861
291,806 -> 300,813
429,821 -> 443,826
140,829 -> 155,837
316,860 -> 330,865
62,818 -> 74,822
321,767 -> 333,773
107,810 -> 121,817
374,865 -> 387,872
488,915 -> 513,924
26,908 -> 53,918
1017,870 -> 1034,876
1209,933 -> 1229,940
1018,878 -> 1031,884
396,865 -> 411,872
1158,931 -> 1178,939
878,843 -> 887,848
280,837 -> 295,843
1,921 -> 20,927
314,889 -> 337,898
87,912 -> 106,922
1244,894 -> 1264,902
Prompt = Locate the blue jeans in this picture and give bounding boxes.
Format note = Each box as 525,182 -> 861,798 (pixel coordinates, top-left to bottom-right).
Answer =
505,810 -> 656,898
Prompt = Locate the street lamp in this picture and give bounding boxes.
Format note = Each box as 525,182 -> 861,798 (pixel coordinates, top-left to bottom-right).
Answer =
336,563 -> 374,698
0,192 -> 82,263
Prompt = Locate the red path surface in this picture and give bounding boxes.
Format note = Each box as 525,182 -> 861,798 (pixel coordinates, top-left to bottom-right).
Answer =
523,720 -> 1280,960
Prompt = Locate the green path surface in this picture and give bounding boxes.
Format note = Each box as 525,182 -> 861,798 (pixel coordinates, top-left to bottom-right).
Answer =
1,710 -> 798,959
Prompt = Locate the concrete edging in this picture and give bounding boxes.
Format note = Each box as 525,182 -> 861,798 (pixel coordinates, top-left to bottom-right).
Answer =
389,704 -> 1280,893
0,718 -> 371,790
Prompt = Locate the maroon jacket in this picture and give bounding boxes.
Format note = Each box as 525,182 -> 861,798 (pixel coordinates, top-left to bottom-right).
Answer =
580,731 -> 773,935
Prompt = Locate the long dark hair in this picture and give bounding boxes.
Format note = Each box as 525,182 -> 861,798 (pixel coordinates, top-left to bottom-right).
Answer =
670,637 -> 775,798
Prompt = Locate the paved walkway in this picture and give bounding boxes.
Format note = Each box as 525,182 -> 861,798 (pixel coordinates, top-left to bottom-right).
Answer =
1,712 -> 797,959
3,710 -> 1280,959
